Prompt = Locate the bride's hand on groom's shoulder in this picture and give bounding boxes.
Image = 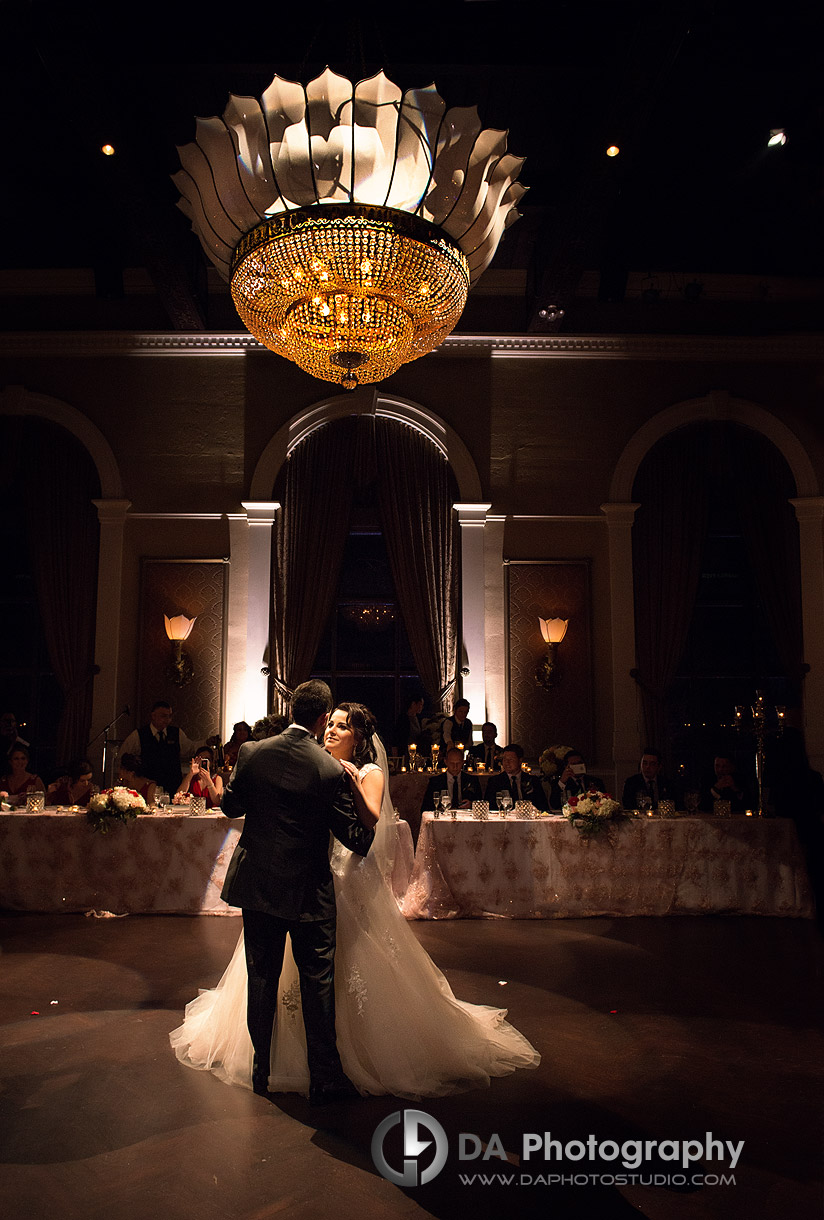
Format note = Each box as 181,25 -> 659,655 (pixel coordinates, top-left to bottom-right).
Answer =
340,759 -> 359,783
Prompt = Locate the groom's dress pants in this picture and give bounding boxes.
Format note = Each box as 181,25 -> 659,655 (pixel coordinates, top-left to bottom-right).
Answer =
242,907 -> 344,1087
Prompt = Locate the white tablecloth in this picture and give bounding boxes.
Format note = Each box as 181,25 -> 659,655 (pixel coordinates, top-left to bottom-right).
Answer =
401,812 -> 814,919
0,810 -> 415,916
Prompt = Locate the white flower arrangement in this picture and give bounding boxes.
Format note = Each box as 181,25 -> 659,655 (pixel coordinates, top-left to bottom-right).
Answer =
563,791 -> 622,837
87,786 -> 147,833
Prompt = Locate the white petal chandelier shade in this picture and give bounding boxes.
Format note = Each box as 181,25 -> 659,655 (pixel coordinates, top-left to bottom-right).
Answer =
174,68 -> 526,387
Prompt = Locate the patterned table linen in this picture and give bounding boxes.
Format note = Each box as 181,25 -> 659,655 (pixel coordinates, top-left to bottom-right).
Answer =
401,813 -> 814,920
0,811 -> 244,915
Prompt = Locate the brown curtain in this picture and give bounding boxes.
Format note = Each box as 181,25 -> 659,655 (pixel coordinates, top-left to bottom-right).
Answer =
725,425 -> 804,681
373,418 -> 459,710
23,420 -> 100,763
271,418 -> 358,711
632,426 -> 712,751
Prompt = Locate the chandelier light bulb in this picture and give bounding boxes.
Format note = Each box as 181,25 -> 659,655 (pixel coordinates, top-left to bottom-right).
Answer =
606,145 -> 620,158
767,128 -> 787,147
101,143 -> 116,157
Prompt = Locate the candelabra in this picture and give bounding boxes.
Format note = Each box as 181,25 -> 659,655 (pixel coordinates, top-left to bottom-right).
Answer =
733,691 -> 786,815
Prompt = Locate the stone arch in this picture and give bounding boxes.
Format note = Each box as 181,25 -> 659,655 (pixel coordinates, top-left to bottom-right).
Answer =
609,389 -> 819,503
0,385 -> 123,498
249,388 -> 482,501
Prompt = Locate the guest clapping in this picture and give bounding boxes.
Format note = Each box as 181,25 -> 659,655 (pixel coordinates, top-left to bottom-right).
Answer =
48,758 -> 95,807
176,746 -> 223,807
0,746 -> 46,806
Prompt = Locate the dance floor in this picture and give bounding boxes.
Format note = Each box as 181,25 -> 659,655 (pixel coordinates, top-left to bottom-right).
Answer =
0,911 -> 821,1220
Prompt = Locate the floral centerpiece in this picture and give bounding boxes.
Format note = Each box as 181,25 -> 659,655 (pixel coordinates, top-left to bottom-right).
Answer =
563,790 -> 622,838
539,744 -> 575,778
86,786 -> 147,833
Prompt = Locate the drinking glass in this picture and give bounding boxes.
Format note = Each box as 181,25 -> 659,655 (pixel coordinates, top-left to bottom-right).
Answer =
637,793 -> 652,815
432,792 -> 442,819
498,791 -> 513,818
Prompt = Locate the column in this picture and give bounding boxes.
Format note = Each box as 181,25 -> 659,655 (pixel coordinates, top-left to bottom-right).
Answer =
601,502 -> 641,782
790,496 -> 824,772
90,498 -> 131,780
241,501 -> 280,725
483,515 -> 507,741
224,513 -> 249,736
454,503 -> 492,737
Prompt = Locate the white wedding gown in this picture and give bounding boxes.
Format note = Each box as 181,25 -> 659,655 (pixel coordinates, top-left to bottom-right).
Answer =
169,749 -> 540,1098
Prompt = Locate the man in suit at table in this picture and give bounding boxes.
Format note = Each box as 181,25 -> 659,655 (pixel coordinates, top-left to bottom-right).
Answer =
468,722 -> 503,771
486,744 -> 549,812
220,679 -> 374,1104
421,747 -> 482,812
622,748 -> 678,810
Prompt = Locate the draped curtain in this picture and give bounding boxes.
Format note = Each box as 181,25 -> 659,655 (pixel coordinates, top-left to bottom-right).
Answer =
632,427 -> 712,751
632,421 -> 804,751
373,418 -> 458,711
724,425 -> 804,682
272,417 -> 358,711
21,419 -> 100,763
271,414 -> 458,713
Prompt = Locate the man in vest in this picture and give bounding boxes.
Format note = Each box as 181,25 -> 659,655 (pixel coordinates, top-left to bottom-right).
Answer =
121,701 -> 196,797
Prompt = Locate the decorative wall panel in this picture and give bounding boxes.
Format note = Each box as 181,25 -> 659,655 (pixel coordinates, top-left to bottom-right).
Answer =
138,560 -> 227,746
506,561 -> 593,763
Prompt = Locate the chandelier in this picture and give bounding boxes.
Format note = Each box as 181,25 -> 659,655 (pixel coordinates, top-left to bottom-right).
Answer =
174,69 -> 525,388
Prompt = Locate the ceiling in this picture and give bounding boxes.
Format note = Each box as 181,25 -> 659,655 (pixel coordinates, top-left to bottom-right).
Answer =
2,0 -> 822,335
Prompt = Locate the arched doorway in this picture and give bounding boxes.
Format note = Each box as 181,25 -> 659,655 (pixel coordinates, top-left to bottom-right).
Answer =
269,413 -> 460,743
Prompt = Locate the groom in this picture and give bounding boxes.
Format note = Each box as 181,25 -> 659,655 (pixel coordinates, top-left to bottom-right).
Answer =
220,680 -> 374,1103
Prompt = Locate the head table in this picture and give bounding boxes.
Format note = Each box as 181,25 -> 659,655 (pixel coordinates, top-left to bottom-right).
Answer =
0,810 -> 414,916
401,811 -> 814,920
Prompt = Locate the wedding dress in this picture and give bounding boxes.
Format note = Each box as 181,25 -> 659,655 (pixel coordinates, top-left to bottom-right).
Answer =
169,737 -> 540,1098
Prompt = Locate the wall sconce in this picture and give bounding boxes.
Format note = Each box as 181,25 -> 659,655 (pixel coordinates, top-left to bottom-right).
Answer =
535,617 -> 569,690
164,614 -> 196,686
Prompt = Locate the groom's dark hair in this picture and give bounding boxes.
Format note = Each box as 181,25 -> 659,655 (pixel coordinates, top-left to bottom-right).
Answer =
291,680 -> 333,729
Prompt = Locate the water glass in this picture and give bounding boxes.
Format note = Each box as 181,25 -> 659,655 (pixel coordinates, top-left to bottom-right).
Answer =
498,792 -> 513,818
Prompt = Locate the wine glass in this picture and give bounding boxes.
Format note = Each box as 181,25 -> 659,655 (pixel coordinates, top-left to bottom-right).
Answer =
499,791 -> 513,818
637,793 -> 652,816
432,791 -> 442,819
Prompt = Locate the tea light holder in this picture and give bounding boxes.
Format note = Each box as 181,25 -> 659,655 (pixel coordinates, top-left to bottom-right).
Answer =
189,795 -> 206,816
713,799 -> 731,818
472,800 -> 489,821
658,799 -> 676,818
515,800 -> 534,819
26,791 -> 46,813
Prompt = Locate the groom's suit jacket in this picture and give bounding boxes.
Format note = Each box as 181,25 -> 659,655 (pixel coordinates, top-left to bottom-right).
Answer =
220,726 -> 374,920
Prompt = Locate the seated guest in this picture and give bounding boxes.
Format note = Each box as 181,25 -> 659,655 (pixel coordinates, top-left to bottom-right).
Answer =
487,745 -> 549,811
548,749 -> 603,811
469,722 -> 502,770
217,740 -> 239,786
251,713 -> 288,740
176,745 -> 224,808
228,720 -> 252,746
118,754 -> 157,806
0,746 -> 46,806
700,754 -> 753,813
48,758 -> 95,807
421,747 -> 482,811
394,695 -> 425,756
621,748 -> 678,810
442,698 -> 473,751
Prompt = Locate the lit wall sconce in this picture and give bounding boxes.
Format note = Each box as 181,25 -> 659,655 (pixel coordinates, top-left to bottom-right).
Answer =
535,617 -> 569,690
164,614 -> 196,686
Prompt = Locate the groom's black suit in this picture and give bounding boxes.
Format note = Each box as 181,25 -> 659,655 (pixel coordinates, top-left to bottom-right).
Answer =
221,724 -> 374,1093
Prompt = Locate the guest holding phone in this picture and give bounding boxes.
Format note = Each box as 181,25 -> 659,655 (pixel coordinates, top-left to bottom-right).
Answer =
175,745 -> 224,807
548,749 -> 603,811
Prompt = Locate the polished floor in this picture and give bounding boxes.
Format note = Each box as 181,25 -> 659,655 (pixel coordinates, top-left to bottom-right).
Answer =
0,911 -> 821,1220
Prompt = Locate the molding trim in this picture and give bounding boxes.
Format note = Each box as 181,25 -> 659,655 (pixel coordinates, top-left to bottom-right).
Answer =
1,331 -> 822,361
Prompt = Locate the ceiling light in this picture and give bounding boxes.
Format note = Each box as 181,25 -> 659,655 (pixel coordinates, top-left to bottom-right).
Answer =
767,128 -> 786,147
606,145 -> 620,157
174,69 -> 526,389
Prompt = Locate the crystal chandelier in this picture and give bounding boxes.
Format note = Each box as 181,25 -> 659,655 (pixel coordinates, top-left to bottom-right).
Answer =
174,69 -> 525,388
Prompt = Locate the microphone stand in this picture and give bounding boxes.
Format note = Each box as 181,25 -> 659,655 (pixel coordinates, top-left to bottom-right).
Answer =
88,708 -> 130,788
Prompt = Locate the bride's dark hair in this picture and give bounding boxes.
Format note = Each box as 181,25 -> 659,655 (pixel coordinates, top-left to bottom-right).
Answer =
334,702 -> 378,767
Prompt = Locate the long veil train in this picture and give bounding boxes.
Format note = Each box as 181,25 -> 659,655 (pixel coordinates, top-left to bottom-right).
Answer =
169,735 -> 540,1097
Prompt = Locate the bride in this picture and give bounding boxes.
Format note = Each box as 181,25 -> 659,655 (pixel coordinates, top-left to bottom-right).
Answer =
170,702 -> 540,1098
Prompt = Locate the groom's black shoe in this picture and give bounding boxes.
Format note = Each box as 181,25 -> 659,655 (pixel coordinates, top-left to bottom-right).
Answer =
309,1076 -> 360,1106
252,1073 -> 271,1097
